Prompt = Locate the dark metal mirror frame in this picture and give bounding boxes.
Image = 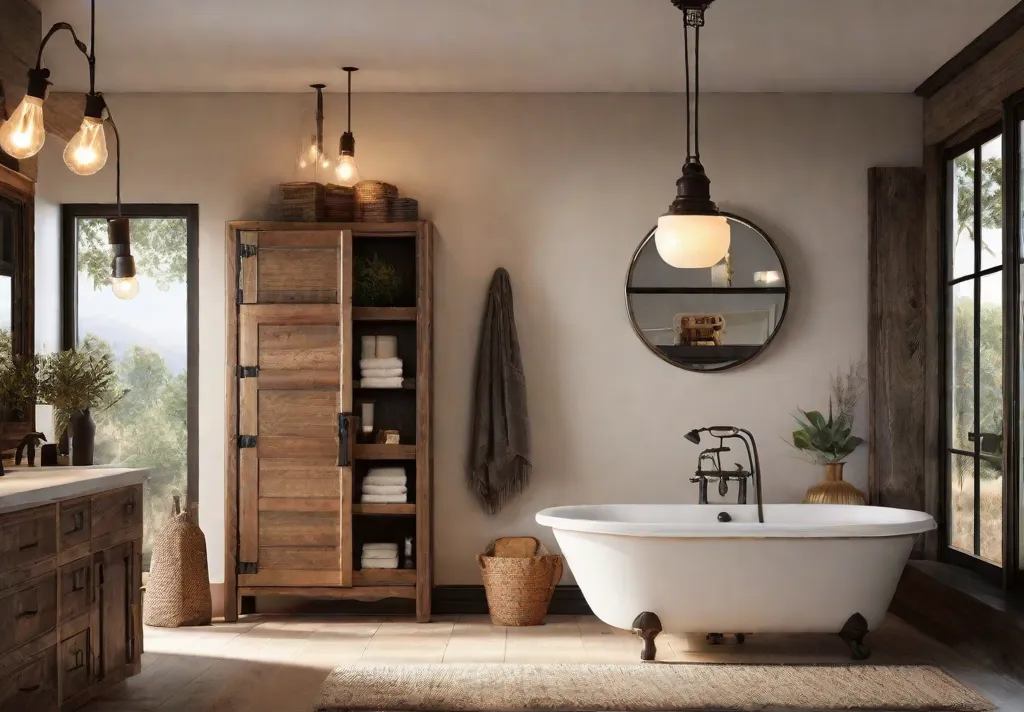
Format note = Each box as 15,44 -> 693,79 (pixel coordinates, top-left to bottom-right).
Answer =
624,212 -> 791,373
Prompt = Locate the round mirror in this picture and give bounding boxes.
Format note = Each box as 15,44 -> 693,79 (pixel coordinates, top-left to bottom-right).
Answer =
625,213 -> 789,372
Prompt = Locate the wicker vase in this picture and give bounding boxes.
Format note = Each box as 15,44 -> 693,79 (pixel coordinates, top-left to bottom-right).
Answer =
803,462 -> 866,505
143,497 -> 212,627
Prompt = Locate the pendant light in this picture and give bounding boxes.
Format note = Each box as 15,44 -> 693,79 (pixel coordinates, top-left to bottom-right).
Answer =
297,84 -> 332,177
655,0 -> 730,270
0,0 -> 138,297
336,67 -> 361,187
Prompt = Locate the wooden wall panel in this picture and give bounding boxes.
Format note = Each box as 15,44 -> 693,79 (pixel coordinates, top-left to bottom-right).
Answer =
868,167 -> 928,517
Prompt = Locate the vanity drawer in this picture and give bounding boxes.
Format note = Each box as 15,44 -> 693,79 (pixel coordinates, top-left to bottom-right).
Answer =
0,573 -> 58,658
60,630 -> 93,702
91,484 -> 142,539
59,498 -> 91,551
0,506 -> 58,570
0,645 -> 57,712
60,557 -> 93,623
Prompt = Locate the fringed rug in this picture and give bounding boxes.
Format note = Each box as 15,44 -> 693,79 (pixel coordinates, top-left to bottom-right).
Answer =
315,663 -> 993,711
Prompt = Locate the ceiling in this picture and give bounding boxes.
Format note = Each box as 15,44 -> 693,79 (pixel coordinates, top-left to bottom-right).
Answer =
33,0 -> 1019,94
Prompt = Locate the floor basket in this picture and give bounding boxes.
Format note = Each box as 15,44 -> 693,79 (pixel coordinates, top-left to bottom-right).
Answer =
478,537 -> 563,626
143,498 -> 212,628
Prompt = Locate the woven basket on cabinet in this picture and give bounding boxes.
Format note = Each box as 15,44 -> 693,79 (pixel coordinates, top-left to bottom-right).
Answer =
143,497 -> 212,628
478,537 -> 563,626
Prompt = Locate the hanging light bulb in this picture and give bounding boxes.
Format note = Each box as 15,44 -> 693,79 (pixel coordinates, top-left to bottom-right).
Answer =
0,69 -> 51,159
296,84 -> 332,179
655,1 -> 730,269
335,67 -> 361,187
63,94 -> 108,175
108,217 -> 139,300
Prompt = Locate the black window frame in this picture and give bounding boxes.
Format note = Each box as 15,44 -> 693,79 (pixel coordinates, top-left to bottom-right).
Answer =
59,203 -> 200,507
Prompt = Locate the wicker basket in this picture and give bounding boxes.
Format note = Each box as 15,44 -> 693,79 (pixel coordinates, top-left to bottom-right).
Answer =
390,197 -> 419,222
478,537 -> 563,626
358,198 -> 392,223
280,182 -> 326,221
674,313 -> 725,346
143,498 -> 212,628
325,184 -> 356,222
354,180 -> 399,202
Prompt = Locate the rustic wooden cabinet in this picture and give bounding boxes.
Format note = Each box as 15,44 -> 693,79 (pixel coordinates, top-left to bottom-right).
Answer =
224,221 -> 433,622
0,481 -> 143,712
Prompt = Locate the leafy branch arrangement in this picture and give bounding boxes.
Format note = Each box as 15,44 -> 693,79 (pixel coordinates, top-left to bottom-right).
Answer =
0,332 -> 37,419
37,348 -> 125,439
354,254 -> 401,307
790,360 -> 867,465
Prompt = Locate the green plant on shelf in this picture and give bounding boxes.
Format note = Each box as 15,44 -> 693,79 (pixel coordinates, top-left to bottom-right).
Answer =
354,254 -> 402,307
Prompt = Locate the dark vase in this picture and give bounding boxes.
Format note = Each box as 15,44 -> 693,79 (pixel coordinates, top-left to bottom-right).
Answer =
70,409 -> 96,466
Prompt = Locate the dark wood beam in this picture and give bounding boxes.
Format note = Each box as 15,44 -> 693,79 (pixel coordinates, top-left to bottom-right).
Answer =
916,1 -> 1024,99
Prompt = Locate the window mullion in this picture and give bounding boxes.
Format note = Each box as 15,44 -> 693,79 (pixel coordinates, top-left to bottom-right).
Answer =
974,144 -> 984,558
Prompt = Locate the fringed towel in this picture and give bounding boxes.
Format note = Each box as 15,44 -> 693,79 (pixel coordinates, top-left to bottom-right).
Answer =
469,268 -> 532,514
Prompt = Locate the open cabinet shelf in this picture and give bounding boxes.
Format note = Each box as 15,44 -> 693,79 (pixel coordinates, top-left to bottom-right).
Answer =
225,219 -> 433,623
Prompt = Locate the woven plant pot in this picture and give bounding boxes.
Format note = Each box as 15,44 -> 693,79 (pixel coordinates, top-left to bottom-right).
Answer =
143,498 -> 212,628
478,537 -> 563,627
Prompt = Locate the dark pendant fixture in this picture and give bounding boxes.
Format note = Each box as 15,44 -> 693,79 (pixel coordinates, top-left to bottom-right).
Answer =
336,67 -> 361,187
298,83 -> 332,178
655,0 -> 730,269
0,0 -> 138,298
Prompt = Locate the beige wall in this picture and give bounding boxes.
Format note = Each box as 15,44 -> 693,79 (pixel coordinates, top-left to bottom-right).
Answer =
34,93 -> 923,584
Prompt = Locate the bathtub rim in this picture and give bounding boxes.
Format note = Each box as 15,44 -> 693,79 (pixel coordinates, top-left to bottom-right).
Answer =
535,503 -> 937,539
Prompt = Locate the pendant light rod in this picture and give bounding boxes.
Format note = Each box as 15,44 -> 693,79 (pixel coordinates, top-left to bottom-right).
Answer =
310,83 -> 326,156
343,66 -> 359,133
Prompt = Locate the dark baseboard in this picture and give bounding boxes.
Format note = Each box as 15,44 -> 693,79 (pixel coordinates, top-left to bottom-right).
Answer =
432,585 -> 592,616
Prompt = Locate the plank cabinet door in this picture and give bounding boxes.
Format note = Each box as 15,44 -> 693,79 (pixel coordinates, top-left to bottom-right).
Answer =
236,230 -> 354,588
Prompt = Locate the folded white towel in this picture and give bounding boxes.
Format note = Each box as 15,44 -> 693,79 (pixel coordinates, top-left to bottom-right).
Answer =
360,357 -> 402,370
363,542 -> 399,552
361,493 -> 408,504
359,377 -> 404,389
364,476 -> 407,488
361,368 -> 403,378
360,335 -> 377,360
376,335 -> 399,359
361,556 -> 399,569
367,467 -> 405,478
362,549 -> 399,560
362,484 -> 407,495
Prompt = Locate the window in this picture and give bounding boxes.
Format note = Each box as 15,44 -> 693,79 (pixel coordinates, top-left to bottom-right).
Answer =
61,205 -> 198,565
943,130 -> 1005,574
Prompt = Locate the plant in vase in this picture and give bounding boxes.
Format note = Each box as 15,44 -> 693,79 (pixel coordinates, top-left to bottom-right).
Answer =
0,333 -> 38,470
36,347 -> 124,466
790,360 -> 868,505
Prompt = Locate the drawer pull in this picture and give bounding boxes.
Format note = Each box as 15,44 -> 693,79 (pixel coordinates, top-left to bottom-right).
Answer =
17,609 -> 38,619
124,492 -> 135,516
65,510 -> 85,534
17,683 -> 41,693
67,648 -> 85,672
72,568 -> 87,592
18,541 -> 38,551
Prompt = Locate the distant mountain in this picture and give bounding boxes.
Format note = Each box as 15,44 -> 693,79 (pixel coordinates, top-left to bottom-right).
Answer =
81,313 -> 187,374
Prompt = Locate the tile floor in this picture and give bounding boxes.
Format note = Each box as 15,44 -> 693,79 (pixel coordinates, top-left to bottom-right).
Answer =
81,614 -> 1024,712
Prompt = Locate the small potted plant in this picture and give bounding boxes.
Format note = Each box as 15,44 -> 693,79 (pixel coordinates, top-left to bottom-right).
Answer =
36,347 -> 123,466
0,333 -> 38,465
790,360 -> 867,505
354,254 -> 402,307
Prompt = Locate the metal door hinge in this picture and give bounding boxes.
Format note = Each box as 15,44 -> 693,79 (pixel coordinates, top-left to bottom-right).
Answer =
238,435 -> 257,449
236,365 -> 260,379
237,561 -> 259,575
239,243 -> 258,258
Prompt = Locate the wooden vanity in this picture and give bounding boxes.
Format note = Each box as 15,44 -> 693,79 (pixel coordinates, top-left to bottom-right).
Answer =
0,467 -> 146,711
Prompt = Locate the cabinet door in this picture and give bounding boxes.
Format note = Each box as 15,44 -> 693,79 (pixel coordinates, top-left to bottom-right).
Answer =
97,541 -> 136,679
235,230 -> 354,588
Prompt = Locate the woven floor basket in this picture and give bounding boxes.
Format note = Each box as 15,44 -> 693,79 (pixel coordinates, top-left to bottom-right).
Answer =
478,537 -> 563,626
143,499 -> 212,628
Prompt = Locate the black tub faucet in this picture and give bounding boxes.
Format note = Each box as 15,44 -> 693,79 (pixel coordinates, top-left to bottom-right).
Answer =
685,426 -> 764,524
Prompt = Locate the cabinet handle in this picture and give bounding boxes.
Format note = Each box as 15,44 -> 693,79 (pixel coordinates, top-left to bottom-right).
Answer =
72,568 -> 86,592
67,648 -> 85,672
18,541 -> 38,551
17,684 -> 41,693
65,510 -> 85,535
124,492 -> 135,516
17,609 -> 38,619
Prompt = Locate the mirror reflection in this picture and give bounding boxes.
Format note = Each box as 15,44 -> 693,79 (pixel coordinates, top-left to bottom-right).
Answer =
626,214 -> 789,372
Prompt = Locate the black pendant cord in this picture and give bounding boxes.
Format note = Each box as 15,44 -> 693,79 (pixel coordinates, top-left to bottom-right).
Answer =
683,17 -> 692,163
88,0 -> 96,96
347,70 -> 353,133
103,107 -> 121,215
694,23 -> 700,162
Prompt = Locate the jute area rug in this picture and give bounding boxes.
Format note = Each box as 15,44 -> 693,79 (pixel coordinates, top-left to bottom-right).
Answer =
315,663 -> 993,711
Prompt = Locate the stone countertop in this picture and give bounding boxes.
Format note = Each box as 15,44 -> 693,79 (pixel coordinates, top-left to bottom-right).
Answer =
0,466 -> 149,514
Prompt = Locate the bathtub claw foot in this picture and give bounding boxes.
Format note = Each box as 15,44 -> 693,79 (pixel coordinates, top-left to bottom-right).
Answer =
706,633 -> 725,645
631,612 -> 662,662
839,613 -> 871,661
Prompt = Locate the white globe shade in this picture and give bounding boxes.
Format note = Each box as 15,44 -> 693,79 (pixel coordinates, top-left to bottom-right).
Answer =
655,214 -> 731,269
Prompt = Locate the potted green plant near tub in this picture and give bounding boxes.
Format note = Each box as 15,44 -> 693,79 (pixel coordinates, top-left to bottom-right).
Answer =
37,346 -> 123,466
790,361 -> 867,505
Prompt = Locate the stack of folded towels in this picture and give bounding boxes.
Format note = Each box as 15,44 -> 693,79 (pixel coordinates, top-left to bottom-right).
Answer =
361,467 -> 408,503
361,542 -> 398,570
360,335 -> 403,388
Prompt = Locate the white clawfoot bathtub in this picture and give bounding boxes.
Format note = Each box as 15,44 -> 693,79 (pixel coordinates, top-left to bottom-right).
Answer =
536,504 -> 935,658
